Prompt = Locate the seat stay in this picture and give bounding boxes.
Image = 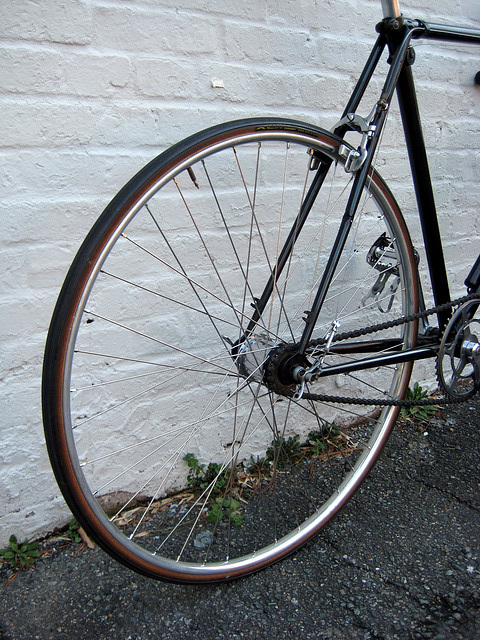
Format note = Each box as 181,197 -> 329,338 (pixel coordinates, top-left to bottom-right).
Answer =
296,21 -> 424,355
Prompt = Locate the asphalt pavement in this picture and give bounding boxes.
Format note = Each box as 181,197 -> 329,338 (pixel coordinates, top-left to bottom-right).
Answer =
1,396 -> 479,640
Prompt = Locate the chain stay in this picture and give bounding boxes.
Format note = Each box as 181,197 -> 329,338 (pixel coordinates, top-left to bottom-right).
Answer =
300,293 -> 480,407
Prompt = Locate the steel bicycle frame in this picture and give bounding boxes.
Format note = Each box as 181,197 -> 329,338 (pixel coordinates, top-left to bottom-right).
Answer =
309,15 -> 480,348
244,13 -> 480,379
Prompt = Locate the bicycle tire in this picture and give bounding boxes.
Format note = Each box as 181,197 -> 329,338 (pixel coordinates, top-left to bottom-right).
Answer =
42,117 -> 418,583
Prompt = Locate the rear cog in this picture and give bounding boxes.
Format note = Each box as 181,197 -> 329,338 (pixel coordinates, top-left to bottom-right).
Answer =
264,342 -> 303,397
437,300 -> 480,398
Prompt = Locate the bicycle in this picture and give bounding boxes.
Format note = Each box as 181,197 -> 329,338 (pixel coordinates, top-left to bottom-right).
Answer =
42,0 -> 480,583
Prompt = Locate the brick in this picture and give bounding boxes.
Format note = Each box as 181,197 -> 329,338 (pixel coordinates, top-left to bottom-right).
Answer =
223,20 -> 314,66
266,0 -> 378,38
0,99 -> 174,149
0,0 -> 92,45
91,5 -> 221,55
0,47 -> 132,97
0,149 -> 157,204
137,0 -> 266,20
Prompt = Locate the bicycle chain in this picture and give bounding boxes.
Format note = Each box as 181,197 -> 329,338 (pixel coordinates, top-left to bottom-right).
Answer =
268,293 -> 480,407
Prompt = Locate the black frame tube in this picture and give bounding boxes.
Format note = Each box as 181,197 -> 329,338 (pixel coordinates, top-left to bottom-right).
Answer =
334,33 -> 387,137
241,159 -> 331,339
395,61 -> 452,328
316,344 -> 437,379
422,21 -> 480,44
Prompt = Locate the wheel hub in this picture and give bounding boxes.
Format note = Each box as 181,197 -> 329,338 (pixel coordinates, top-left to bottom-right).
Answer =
233,335 -> 307,395
264,343 -> 309,396
235,333 -> 277,383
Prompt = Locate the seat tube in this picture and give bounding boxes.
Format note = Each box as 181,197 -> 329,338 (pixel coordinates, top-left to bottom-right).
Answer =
381,1 -> 401,18
395,61 -> 451,328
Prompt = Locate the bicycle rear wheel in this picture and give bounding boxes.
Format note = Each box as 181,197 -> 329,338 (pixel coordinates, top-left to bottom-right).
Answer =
42,118 -> 418,582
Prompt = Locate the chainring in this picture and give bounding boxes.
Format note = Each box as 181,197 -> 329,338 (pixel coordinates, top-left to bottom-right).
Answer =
437,300 -> 480,399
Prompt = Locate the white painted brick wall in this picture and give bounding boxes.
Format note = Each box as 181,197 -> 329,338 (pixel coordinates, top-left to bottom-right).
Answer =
1,0 -> 479,546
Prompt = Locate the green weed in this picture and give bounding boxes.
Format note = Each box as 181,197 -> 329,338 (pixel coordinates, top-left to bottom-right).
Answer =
266,434 -> 303,469
183,453 -> 243,525
246,455 -> 271,477
65,519 -> 82,544
400,382 -> 438,421
183,453 -> 229,493
207,497 -> 242,526
0,535 -> 40,570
